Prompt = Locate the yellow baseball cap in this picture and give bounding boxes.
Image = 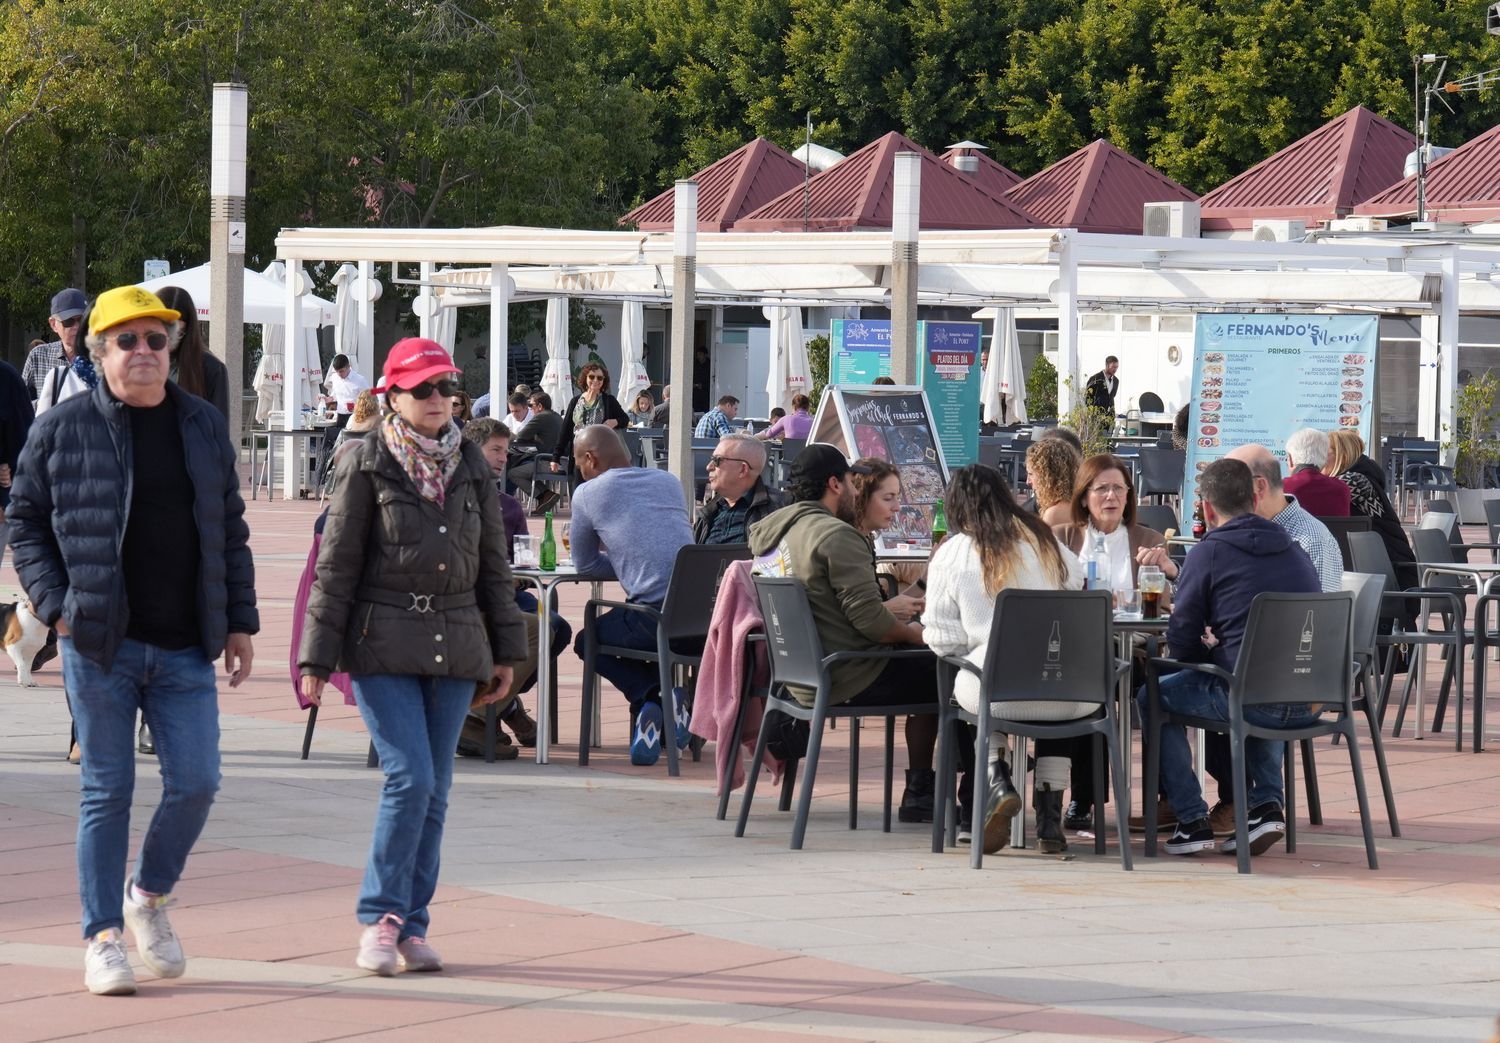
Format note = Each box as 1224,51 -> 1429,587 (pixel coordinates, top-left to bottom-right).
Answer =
89,286 -> 181,335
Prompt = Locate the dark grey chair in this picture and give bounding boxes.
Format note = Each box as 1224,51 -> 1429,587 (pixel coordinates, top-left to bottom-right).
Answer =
1136,505 -> 1180,535
931,589 -> 1132,870
1316,514 -> 1372,570
1138,392 -> 1165,413
578,543 -> 750,776
1409,526 -> 1480,749
1330,572 -> 1401,835
1135,447 -> 1185,506
1142,591 -> 1378,874
735,576 -> 936,849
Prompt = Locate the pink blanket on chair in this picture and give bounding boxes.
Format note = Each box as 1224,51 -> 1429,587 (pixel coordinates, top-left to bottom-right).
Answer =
289,532 -> 354,709
690,559 -> 779,794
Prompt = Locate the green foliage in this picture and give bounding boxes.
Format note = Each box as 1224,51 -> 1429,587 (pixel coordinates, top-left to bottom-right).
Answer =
1026,353 -> 1058,421
1060,378 -> 1115,456
806,333 -> 830,406
1444,370 -> 1500,488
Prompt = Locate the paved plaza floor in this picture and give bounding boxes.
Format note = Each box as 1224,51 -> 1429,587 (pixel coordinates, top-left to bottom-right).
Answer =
2,493 -> 1499,1041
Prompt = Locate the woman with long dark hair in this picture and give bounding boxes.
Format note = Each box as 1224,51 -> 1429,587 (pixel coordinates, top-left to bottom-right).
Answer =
924,465 -> 1086,854
153,287 -> 229,418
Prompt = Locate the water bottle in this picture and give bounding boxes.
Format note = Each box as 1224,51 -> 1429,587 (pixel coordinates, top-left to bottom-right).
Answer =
1087,532 -> 1112,593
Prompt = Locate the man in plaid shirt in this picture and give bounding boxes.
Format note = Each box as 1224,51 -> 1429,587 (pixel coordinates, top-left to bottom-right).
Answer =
22,288 -> 85,402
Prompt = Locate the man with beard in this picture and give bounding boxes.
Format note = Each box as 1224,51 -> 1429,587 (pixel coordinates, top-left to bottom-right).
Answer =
747,445 -> 936,811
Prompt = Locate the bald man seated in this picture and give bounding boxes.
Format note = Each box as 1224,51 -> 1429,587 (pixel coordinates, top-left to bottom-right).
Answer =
567,425 -> 696,765
695,433 -> 779,545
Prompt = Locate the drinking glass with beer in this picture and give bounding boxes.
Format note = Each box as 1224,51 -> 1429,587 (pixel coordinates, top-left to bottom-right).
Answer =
1139,565 -> 1166,619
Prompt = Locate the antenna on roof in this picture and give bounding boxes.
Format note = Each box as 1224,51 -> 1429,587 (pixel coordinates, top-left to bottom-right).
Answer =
802,112 -> 812,233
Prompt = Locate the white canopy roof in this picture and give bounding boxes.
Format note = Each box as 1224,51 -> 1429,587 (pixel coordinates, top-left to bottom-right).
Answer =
140,262 -> 336,325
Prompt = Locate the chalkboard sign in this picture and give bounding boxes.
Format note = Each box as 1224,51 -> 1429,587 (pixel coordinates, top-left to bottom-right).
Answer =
809,385 -> 951,547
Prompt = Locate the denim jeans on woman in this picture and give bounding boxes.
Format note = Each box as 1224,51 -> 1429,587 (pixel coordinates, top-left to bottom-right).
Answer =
62,637 -> 220,938
352,673 -> 474,938
1136,668 -> 1318,824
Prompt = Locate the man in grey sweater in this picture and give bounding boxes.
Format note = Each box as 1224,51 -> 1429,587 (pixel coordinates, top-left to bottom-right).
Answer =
569,425 -> 695,765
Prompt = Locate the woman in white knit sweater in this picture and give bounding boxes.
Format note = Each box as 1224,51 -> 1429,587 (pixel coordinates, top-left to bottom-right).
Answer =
925,465 -> 1087,855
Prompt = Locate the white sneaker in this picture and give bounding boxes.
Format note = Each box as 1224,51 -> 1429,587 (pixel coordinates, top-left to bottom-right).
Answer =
397,935 -> 443,972
356,913 -> 403,976
84,929 -> 137,995
122,884 -> 186,978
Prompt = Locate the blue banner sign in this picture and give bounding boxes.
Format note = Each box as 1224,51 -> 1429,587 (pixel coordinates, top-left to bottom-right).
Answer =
1183,314 -> 1379,499
830,318 -> 892,384
918,321 -> 982,468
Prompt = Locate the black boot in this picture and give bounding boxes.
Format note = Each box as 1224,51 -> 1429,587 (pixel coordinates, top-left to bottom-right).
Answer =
956,771 -> 974,844
898,768 -> 935,824
981,759 -> 1021,855
1035,786 -> 1067,854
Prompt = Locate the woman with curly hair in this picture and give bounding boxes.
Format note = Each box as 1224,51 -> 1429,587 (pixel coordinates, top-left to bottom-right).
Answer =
1025,438 -> 1080,525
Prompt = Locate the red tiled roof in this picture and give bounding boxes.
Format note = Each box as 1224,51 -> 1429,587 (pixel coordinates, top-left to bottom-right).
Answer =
1198,107 -> 1415,230
620,138 -> 809,232
1355,121 -> 1500,222
937,146 -> 1023,196
1003,140 -> 1196,234
732,131 -> 1036,231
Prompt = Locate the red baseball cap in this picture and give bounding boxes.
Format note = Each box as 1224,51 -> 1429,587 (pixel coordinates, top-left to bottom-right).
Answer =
383,337 -> 460,391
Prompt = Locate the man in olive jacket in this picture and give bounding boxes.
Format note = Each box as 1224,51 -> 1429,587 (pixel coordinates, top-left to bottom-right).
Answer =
8,286 -> 257,997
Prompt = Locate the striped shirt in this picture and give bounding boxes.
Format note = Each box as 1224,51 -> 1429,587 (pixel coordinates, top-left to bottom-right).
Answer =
1273,495 -> 1343,593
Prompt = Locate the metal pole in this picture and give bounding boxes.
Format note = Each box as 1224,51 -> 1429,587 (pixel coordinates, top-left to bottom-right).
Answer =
668,181 -> 698,511
890,152 -> 920,385
209,83 -> 247,449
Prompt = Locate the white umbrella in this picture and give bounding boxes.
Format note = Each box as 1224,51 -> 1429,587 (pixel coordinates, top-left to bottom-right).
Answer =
617,301 -> 649,405
431,300 -> 458,353
540,297 -> 572,406
979,327 -> 1004,425
140,262 -> 335,325
260,261 -> 322,418
330,263 -> 359,360
763,305 -> 808,412
995,307 -> 1028,424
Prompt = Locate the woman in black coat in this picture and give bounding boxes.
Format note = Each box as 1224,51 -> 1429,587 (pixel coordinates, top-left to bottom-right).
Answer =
553,361 -> 629,461
154,286 -> 229,418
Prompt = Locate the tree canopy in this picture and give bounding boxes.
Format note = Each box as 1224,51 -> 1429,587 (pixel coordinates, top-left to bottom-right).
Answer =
2,0 -> 1498,335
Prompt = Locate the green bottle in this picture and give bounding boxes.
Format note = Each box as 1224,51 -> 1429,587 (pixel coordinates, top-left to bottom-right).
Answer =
930,498 -> 947,548
540,512 -> 557,571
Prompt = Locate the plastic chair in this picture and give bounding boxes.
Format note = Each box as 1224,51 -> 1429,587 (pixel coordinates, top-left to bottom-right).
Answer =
931,589 -> 1133,870
578,543 -> 750,776
735,576 -> 936,849
527,453 -> 574,512
1142,591 -> 1378,874
1328,572 -> 1401,835
1315,515 -> 1372,570
1138,392 -> 1165,413
1136,505 -> 1180,536
1412,464 -> 1458,518
1135,447 -> 1185,506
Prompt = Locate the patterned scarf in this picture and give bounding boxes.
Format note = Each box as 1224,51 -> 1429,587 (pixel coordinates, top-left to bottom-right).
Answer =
381,413 -> 462,505
70,354 -> 98,390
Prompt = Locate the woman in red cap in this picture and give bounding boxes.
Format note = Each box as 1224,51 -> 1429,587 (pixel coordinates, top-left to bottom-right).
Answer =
298,338 -> 528,977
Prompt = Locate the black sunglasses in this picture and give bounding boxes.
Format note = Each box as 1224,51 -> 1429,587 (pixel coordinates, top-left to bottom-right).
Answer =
111,330 -> 170,352
60,316 -> 82,329
397,378 -> 461,400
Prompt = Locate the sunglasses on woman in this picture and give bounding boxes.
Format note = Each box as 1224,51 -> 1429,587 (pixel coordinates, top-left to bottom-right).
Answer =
397,378 -> 461,400
111,331 -> 170,352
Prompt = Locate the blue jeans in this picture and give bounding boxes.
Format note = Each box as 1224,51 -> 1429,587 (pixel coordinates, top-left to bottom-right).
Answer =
352,673 -> 474,938
576,604 -> 660,711
1137,669 -> 1318,824
63,637 -> 220,938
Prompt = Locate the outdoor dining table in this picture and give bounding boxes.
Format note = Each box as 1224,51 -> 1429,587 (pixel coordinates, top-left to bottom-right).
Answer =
247,426 -> 334,501
511,564 -> 606,764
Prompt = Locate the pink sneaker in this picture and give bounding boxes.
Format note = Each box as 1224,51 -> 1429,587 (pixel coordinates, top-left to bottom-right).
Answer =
397,935 -> 443,972
356,913 -> 403,976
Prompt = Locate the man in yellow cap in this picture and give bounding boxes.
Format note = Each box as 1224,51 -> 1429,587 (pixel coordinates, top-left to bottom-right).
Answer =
8,285 -> 259,996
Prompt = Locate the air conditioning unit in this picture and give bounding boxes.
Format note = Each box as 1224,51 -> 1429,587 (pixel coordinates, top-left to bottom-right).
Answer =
1252,219 -> 1308,242
1142,201 -> 1201,238
1327,217 -> 1388,233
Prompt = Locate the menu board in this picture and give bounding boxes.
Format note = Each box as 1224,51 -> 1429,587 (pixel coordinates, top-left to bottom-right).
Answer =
1183,314 -> 1379,494
829,318 -> 893,384
810,386 -> 950,546
917,320 -> 982,468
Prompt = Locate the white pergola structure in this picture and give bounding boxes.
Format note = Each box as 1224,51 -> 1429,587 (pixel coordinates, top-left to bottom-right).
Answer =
276,223 -> 1500,501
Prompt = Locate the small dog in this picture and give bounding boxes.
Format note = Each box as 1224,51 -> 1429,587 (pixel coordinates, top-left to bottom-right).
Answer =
1,599 -> 51,686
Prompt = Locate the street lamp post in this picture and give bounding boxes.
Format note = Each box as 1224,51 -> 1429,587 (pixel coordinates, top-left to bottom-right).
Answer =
210,83 -> 247,449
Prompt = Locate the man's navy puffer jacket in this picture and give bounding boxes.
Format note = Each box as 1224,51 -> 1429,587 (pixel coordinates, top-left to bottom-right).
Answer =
7,380 -> 258,670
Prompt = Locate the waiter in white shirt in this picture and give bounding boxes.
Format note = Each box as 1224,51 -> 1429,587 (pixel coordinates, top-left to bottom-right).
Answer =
321,353 -> 370,459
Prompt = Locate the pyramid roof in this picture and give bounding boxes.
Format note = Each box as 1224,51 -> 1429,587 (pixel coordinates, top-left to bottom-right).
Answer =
621,138 -> 808,232
1003,140 -> 1196,234
733,131 -> 1036,231
938,145 -> 1023,196
1356,121 -> 1500,222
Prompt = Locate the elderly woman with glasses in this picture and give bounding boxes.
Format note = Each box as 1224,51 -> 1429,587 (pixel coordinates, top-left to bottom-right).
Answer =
543,362 -> 630,511
299,338 -> 527,979
1051,453 -> 1176,831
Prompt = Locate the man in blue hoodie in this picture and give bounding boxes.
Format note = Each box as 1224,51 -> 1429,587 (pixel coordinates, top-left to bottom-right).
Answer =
1140,457 -> 1320,858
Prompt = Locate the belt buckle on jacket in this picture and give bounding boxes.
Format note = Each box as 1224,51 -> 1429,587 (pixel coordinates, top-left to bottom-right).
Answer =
408,593 -> 434,614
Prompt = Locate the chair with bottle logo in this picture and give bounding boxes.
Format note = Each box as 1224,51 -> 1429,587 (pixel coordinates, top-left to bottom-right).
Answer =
1141,590 -> 1378,874
931,589 -> 1133,869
